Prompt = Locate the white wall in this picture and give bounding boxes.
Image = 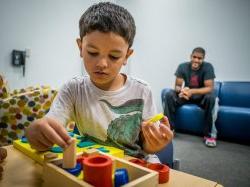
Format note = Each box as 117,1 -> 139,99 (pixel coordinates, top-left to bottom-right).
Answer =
1,0 -> 250,112
0,0 -> 99,89
118,0 -> 250,112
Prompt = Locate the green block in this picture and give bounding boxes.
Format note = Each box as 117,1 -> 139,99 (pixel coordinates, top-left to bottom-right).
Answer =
77,141 -> 96,148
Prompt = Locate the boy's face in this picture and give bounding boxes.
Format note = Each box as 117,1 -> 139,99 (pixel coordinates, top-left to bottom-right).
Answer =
77,31 -> 133,90
190,52 -> 205,71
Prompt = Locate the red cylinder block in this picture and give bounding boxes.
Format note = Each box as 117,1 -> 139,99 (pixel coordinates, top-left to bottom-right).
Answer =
147,163 -> 170,183
77,156 -> 86,169
83,155 -> 112,187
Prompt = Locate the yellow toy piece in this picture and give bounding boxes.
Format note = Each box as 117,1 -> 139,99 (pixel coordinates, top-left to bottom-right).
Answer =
147,113 -> 164,123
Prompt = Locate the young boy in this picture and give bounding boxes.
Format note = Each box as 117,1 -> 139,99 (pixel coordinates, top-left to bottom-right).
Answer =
26,2 -> 173,162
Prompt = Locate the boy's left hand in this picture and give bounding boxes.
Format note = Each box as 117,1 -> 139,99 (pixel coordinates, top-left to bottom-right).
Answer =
142,116 -> 173,153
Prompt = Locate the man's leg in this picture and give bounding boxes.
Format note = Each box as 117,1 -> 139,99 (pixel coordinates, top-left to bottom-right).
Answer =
199,93 -> 217,147
163,90 -> 186,130
211,97 -> 219,138
199,93 -> 216,137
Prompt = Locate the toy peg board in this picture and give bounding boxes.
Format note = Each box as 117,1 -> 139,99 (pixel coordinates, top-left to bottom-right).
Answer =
13,135 -> 124,165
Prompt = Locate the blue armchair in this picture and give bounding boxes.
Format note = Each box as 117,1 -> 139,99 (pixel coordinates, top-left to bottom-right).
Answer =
216,82 -> 250,143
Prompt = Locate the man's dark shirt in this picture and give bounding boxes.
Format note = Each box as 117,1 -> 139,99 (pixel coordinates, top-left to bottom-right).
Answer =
175,62 -> 215,88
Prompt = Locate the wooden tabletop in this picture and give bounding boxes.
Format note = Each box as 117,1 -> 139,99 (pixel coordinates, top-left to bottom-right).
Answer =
1,146 -> 221,187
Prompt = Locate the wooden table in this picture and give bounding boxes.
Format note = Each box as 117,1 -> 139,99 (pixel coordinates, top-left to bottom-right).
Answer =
1,146 -> 222,187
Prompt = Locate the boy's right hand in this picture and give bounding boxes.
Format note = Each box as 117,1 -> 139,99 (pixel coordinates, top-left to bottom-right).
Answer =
25,117 -> 72,151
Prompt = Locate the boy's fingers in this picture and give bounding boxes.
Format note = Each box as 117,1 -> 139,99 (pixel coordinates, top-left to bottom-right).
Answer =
148,124 -> 161,137
160,116 -> 172,130
46,117 -> 72,144
40,120 -> 69,149
30,140 -> 50,152
142,126 -> 158,146
37,139 -> 53,151
142,124 -> 162,144
159,124 -> 173,140
39,133 -> 54,148
161,116 -> 169,125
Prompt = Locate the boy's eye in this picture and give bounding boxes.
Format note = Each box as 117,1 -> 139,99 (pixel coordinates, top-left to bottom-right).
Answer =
88,51 -> 98,56
109,55 -> 120,60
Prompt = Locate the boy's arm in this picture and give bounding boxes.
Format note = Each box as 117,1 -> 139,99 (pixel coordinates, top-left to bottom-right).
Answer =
26,80 -> 75,151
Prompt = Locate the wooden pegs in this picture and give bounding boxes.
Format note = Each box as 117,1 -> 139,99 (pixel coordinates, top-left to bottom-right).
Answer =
62,138 -> 76,169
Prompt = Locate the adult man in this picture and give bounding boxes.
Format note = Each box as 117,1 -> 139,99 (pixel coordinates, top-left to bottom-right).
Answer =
164,47 -> 217,147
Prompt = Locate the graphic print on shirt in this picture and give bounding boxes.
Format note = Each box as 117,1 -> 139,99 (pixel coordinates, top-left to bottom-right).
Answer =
190,74 -> 199,87
99,99 -> 144,156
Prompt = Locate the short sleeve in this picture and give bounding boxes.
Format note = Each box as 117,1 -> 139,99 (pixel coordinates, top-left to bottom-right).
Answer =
174,64 -> 184,78
204,63 -> 216,80
142,88 -> 157,121
46,81 -> 75,127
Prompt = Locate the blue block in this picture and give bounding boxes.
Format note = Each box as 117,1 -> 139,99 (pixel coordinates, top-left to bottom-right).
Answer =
50,146 -> 63,153
97,147 -> 110,153
21,136 -> 28,143
64,163 -> 82,176
115,168 -> 129,187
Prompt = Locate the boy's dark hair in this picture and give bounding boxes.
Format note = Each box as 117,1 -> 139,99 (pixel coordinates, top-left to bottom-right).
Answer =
79,2 -> 136,48
192,47 -> 206,57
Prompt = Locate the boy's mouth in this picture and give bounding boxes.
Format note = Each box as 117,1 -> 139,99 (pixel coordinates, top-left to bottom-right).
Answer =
94,71 -> 108,75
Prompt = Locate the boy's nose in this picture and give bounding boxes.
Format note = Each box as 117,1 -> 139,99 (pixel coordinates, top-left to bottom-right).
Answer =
96,57 -> 108,68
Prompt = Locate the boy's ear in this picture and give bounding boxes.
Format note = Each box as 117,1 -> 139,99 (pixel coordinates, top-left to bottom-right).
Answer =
76,38 -> 83,57
123,49 -> 134,65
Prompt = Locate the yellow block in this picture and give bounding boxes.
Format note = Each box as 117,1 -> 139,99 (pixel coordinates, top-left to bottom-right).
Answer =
148,113 -> 164,123
13,136 -> 124,165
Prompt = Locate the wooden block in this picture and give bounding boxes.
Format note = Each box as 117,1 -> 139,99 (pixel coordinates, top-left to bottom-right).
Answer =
44,152 -> 58,161
82,148 -> 99,156
63,138 -> 76,169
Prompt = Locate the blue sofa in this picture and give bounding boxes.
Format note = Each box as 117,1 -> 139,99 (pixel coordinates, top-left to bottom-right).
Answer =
162,81 -> 250,144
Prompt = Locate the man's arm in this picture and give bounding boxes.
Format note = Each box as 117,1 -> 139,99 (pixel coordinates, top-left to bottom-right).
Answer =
175,77 -> 184,93
182,79 -> 214,99
188,62 -> 215,96
189,79 -> 214,95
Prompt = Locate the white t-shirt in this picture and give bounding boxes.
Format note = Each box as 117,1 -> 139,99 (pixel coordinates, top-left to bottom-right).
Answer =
46,75 -> 157,157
